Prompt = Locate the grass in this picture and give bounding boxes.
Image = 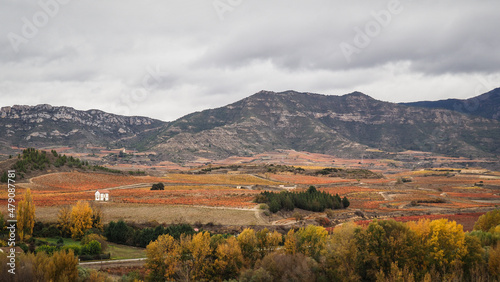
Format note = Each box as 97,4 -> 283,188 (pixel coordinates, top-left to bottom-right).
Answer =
107,242 -> 146,260
40,237 -> 145,260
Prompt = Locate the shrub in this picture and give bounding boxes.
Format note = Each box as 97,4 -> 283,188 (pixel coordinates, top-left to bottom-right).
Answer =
151,183 -> 165,190
36,245 -> 59,255
316,217 -> 331,227
81,233 -> 108,251
61,245 -> 81,256
81,240 -> 102,255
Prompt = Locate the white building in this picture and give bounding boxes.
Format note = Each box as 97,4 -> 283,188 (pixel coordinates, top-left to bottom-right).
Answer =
95,190 -> 109,201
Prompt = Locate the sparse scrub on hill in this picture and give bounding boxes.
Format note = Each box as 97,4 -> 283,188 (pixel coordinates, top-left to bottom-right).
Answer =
313,167 -> 383,179
7,148 -> 125,176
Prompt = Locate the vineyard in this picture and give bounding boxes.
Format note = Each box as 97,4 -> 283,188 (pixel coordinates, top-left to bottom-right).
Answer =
2,160 -> 499,227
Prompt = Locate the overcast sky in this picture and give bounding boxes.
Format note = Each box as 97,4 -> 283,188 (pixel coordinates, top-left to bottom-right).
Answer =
1,0 -> 500,121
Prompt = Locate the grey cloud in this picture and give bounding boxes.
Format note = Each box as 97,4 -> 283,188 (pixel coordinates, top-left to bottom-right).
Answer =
1,0 -> 499,121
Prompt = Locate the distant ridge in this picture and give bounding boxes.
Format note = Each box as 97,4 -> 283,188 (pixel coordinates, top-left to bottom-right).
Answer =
401,88 -> 500,121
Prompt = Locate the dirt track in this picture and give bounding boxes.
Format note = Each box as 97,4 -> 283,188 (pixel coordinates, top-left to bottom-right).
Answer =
79,258 -> 146,270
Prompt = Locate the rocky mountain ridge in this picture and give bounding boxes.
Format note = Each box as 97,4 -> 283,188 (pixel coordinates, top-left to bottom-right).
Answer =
1,89 -> 499,163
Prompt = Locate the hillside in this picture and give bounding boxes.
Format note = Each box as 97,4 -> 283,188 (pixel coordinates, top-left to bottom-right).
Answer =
0,104 -> 166,152
1,90 -> 499,163
401,87 -> 500,121
147,90 -> 500,161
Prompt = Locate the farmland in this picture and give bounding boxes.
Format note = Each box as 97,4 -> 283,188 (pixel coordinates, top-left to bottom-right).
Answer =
0,159 -> 497,229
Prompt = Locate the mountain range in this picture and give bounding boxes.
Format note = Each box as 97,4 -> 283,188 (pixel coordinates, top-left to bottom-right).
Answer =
1,89 -> 499,163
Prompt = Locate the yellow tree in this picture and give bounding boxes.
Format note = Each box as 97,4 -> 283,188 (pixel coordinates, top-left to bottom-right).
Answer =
146,234 -> 181,281
237,228 -> 258,266
408,219 -> 467,273
70,201 -> 93,239
284,228 -> 297,255
214,237 -> 244,281
489,244 -> 500,277
474,209 -> 500,232
295,225 -> 328,260
57,206 -> 71,237
17,188 -> 36,241
190,231 -> 213,280
256,228 -> 282,258
325,222 -> 360,281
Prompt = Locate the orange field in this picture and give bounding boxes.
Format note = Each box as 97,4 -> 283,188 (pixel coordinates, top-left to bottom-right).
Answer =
320,186 -> 377,196
268,174 -> 352,185
31,172 -> 165,191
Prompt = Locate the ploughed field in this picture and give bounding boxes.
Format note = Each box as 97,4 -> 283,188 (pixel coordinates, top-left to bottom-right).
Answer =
3,166 -> 500,228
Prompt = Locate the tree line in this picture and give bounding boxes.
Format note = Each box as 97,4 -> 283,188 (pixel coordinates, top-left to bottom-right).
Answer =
143,211 -> 500,281
257,186 -> 349,213
105,220 -> 195,248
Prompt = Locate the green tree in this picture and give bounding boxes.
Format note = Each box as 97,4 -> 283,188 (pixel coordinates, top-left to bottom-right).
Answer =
0,172 -> 8,183
355,220 -> 417,280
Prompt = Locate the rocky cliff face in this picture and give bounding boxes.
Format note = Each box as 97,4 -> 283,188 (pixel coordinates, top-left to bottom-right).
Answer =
0,104 -> 165,149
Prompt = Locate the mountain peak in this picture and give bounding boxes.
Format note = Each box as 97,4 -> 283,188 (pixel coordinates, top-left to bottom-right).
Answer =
343,91 -> 374,99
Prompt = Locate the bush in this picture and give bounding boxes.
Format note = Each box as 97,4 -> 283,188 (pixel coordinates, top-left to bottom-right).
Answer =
151,183 -> 165,190
81,234 -> 108,251
36,245 -> 59,255
62,245 -> 81,256
81,240 -> 102,255
316,217 -> 331,227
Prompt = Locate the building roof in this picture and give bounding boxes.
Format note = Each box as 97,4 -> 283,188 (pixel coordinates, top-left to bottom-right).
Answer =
95,190 -> 110,194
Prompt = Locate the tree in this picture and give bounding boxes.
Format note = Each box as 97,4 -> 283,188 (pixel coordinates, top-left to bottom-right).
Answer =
57,206 -> 72,237
295,225 -> 328,261
90,202 -> 103,231
70,201 -> 93,240
18,188 -> 36,241
214,237 -> 244,280
105,220 -> 130,244
151,182 -> 165,190
0,172 -> 7,183
354,220 -> 417,280
256,228 -> 282,258
325,222 -> 360,281
474,209 -> 500,232
342,196 -> 350,208
190,231 -> 213,280
284,229 -> 297,255
146,234 -> 181,281
489,243 -> 500,277
408,219 -> 467,275
238,228 -> 259,267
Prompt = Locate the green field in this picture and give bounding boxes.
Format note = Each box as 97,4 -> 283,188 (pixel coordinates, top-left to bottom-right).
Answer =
107,242 -> 146,260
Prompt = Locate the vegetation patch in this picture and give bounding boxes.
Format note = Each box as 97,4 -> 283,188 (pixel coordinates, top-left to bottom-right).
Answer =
256,186 -> 349,213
